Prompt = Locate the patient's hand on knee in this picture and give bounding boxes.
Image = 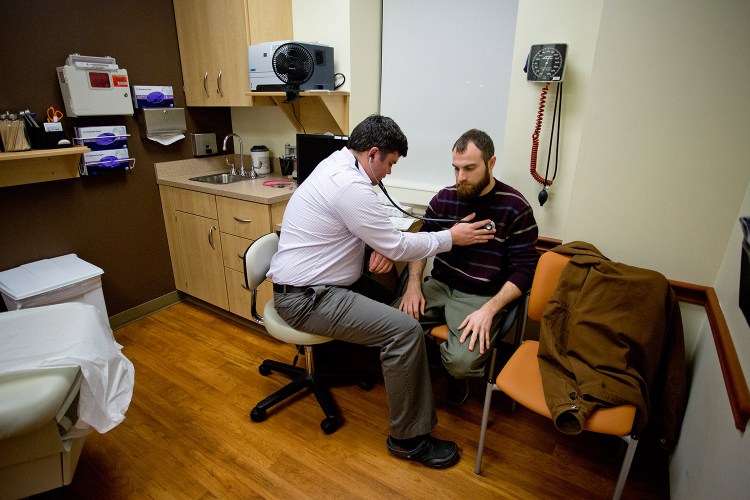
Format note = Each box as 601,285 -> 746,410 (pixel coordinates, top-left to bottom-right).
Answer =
458,307 -> 494,354
398,285 -> 425,320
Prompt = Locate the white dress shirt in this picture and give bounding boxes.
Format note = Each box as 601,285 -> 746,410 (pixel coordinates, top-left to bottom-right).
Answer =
267,147 -> 452,286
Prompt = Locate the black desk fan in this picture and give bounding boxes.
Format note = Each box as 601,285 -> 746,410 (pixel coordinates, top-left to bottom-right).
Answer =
271,42 -> 315,103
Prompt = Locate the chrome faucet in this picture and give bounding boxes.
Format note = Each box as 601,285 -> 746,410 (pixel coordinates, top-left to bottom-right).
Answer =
222,133 -> 256,179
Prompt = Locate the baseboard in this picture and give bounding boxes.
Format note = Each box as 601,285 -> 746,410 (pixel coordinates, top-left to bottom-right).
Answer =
182,296 -> 267,335
109,291 -> 183,330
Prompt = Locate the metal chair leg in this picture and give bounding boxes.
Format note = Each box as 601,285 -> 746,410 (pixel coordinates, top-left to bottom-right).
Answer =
474,381 -> 498,474
612,433 -> 638,500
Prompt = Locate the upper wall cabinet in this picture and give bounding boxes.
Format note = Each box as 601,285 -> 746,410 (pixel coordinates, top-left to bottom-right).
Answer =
173,0 -> 292,107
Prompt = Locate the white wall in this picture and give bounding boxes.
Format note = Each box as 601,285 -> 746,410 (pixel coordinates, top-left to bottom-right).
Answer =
670,180 -> 750,500
500,0 -> 603,239
380,0 -> 518,195
291,0 -> 351,92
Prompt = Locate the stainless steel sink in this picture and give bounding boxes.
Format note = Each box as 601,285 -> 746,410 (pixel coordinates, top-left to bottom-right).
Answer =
189,173 -> 249,184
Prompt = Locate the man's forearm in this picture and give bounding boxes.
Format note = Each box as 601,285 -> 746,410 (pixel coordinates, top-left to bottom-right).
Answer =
484,281 -> 522,315
407,259 -> 427,289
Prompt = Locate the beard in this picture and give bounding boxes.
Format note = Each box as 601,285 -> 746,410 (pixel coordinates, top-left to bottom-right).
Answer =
456,167 -> 491,199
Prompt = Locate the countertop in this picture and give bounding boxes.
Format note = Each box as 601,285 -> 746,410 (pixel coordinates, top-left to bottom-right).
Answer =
155,156 -> 295,205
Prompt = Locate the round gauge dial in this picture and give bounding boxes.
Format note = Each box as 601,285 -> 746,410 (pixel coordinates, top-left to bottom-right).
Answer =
531,47 -> 564,81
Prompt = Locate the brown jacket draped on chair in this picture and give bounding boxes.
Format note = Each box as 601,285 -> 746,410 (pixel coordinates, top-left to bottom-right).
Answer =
537,241 -> 686,449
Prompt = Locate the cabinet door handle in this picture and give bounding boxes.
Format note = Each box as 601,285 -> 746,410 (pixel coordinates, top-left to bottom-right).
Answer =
217,70 -> 223,97
203,72 -> 210,97
233,216 -> 252,223
208,226 -> 216,249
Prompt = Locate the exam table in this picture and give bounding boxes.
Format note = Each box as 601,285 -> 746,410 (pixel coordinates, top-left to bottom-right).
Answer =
0,302 -> 134,499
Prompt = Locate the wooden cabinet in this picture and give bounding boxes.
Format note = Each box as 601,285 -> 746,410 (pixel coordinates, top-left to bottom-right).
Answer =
173,0 -> 292,106
217,196 -> 282,320
161,188 -> 227,308
159,184 -> 285,321
174,211 -> 228,308
217,196 -> 271,240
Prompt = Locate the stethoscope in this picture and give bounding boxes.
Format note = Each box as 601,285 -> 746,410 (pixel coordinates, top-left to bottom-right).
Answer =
356,155 -> 495,231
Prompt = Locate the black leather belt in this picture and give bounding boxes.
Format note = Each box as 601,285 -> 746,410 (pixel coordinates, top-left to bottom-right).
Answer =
273,284 -> 310,294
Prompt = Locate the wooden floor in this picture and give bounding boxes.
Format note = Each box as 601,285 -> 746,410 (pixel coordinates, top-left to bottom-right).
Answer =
34,301 -> 668,499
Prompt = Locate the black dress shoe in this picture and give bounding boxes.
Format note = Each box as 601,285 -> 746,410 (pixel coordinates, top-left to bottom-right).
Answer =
386,435 -> 460,469
447,375 -> 470,407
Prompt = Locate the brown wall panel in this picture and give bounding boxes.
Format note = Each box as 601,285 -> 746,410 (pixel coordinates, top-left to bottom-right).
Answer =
0,0 -> 233,315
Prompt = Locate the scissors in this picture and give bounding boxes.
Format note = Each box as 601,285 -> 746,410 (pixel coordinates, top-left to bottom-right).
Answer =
47,106 -> 64,123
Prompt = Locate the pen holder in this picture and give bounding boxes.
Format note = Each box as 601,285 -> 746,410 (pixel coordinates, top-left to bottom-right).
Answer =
279,157 -> 295,176
26,122 -> 72,149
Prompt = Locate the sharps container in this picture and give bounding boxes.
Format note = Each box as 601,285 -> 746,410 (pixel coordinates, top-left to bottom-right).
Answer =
0,254 -> 108,318
251,145 -> 271,175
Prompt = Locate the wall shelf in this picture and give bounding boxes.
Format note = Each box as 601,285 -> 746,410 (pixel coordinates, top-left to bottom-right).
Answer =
0,146 -> 90,188
248,91 -> 350,135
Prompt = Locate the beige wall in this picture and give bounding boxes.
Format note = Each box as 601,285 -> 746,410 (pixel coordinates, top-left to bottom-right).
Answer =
565,1 -> 750,284
348,0 -> 382,125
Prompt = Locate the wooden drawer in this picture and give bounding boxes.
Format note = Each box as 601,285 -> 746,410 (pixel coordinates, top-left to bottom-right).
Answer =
222,233 -> 253,273
172,188 -> 217,219
225,267 -> 272,321
217,197 -> 271,240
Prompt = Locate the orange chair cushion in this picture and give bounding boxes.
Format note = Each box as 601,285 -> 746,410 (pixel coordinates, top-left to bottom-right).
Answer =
496,340 -> 636,436
528,252 -> 570,322
428,324 -> 450,343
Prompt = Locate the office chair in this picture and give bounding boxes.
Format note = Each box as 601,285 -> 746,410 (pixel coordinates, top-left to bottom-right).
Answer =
474,251 -> 638,500
243,232 -> 340,434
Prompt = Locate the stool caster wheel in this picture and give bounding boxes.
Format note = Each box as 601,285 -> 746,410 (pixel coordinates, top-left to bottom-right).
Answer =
359,380 -> 374,391
320,416 -> 340,434
250,407 -> 266,422
259,364 -> 272,376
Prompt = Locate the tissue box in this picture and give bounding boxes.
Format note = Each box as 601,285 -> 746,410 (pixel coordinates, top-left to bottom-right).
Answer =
132,86 -> 174,109
74,126 -> 128,151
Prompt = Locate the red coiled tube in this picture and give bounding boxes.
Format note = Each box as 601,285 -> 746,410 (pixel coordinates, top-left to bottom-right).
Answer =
530,83 -> 553,186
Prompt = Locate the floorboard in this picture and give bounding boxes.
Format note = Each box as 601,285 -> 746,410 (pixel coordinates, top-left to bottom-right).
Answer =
32,302 -> 669,499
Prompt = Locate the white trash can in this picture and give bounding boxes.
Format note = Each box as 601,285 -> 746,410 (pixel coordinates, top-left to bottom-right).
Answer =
0,254 -> 108,318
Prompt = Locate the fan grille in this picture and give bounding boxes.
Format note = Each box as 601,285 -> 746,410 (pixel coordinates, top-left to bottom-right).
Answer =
272,43 -> 315,86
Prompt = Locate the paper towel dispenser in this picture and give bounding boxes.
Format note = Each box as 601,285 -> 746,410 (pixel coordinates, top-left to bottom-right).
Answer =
137,108 -> 186,145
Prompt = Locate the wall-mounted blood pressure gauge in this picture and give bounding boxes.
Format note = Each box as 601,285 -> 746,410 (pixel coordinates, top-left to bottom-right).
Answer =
527,44 -> 567,83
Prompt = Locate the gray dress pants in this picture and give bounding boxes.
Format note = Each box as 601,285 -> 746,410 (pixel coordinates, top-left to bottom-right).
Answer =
273,285 -> 438,439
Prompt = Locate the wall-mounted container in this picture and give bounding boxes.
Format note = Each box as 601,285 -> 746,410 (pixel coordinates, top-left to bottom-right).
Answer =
137,108 -> 186,144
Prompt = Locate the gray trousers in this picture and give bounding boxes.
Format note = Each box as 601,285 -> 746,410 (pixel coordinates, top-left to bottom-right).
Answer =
419,277 -> 509,378
273,285 -> 437,439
